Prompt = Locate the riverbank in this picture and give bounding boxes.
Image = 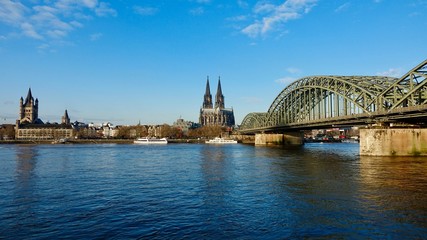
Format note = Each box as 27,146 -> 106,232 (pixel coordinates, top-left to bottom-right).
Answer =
0,139 -> 133,144
0,138 -> 206,145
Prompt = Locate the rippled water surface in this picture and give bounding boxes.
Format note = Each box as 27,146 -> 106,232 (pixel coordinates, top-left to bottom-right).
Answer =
0,143 -> 426,239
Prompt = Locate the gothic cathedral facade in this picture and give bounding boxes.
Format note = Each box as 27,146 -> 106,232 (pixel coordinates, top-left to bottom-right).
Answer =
199,77 -> 235,127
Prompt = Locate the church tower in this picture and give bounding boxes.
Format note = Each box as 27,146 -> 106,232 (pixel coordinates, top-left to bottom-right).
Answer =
199,76 -> 235,127
203,76 -> 213,109
19,88 -> 39,124
215,77 -> 225,109
62,109 -> 70,125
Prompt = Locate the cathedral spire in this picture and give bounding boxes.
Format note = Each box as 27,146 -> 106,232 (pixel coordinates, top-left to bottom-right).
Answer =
203,76 -> 213,108
215,76 -> 225,109
205,76 -> 211,96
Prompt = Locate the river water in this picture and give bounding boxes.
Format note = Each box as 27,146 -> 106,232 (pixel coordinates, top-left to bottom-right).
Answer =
0,143 -> 426,239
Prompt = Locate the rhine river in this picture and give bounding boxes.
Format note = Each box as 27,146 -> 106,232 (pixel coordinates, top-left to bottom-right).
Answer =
0,143 -> 426,239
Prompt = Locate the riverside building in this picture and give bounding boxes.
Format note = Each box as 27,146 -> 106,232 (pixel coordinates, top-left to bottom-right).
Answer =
199,77 -> 235,127
15,88 -> 73,140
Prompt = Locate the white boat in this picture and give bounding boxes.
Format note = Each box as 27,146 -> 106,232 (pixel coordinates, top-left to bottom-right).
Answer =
134,137 -> 168,144
205,137 -> 238,144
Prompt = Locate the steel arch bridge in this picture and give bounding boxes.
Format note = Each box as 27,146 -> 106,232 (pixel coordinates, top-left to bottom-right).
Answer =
240,59 -> 427,134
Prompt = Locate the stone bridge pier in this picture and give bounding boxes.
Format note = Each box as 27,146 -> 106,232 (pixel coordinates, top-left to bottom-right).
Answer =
360,127 -> 427,156
255,132 -> 304,146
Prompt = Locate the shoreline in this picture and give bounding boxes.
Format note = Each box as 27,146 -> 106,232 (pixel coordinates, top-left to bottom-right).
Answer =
0,138 -> 206,145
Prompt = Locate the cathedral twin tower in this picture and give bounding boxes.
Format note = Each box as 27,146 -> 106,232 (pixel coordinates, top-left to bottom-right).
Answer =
199,77 -> 235,127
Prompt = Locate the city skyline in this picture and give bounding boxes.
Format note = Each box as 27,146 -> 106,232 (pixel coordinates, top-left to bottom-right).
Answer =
1,0 -> 426,125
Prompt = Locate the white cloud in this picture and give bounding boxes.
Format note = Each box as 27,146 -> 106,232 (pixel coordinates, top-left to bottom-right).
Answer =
38,43 -> 50,49
133,6 -> 158,16
0,0 -> 116,43
20,22 -> 43,39
335,2 -> 350,13
190,7 -> 205,15
237,0 -> 249,9
241,96 -> 263,104
227,15 -> 248,21
275,76 -> 296,85
376,68 -> 403,78
254,2 -> 276,14
95,2 -> 117,17
0,0 -> 27,25
286,67 -> 301,74
90,32 -> 103,41
241,0 -> 318,38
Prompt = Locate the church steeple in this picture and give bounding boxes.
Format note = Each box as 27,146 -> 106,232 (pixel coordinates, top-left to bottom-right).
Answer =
62,109 -> 70,125
215,76 -> 225,109
19,88 -> 39,124
203,76 -> 213,109
24,88 -> 33,106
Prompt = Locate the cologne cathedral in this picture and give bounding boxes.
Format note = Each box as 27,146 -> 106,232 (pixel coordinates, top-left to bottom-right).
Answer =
199,77 -> 235,127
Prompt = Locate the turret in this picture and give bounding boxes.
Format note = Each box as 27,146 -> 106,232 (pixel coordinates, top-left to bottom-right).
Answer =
19,97 -> 24,119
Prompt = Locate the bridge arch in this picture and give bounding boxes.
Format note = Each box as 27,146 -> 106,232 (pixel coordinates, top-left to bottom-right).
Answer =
240,112 -> 266,130
264,75 -> 397,127
371,59 -> 427,110
239,59 -> 427,132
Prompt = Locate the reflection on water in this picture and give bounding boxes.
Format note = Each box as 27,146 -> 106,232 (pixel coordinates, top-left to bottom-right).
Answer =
11,146 -> 40,235
15,145 -> 38,182
0,143 -> 425,239
359,156 -> 427,230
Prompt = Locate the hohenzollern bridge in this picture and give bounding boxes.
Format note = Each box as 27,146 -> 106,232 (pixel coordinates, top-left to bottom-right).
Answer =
238,59 -> 427,156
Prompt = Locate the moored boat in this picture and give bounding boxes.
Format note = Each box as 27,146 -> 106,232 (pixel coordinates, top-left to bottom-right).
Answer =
134,137 -> 168,144
205,137 -> 237,144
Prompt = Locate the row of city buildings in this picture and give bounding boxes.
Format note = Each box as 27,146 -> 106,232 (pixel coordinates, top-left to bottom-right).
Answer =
2,77 -> 236,140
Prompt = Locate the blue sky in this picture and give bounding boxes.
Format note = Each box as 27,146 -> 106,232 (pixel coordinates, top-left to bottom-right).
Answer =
1,0 -> 426,125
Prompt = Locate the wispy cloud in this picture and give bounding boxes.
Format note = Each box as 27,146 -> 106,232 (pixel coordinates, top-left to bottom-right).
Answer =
286,67 -> 301,74
227,15 -> 248,22
133,6 -> 158,16
241,0 -> 318,38
335,2 -> 350,13
0,0 -> 116,42
95,2 -> 117,17
275,66 -> 303,85
0,0 -> 27,25
241,96 -> 263,104
376,68 -> 403,78
189,7 -> 205,16
193,0 -> 211,3
275,76 -> 296,85
90,32 -> 103,41
237,0 -> 249,9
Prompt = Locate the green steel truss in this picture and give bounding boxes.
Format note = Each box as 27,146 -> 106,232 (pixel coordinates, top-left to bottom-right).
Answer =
240,59 -> 427,131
